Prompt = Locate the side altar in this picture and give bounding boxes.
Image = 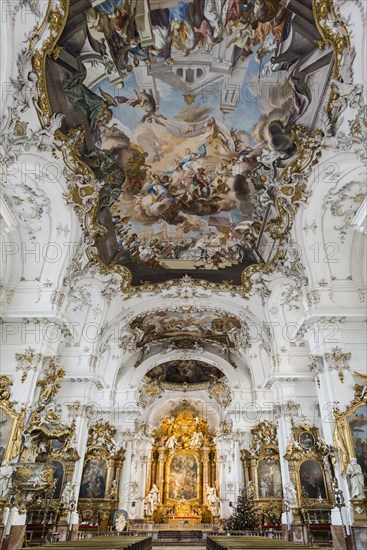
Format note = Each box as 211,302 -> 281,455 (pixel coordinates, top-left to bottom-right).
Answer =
143,411 -> 220,523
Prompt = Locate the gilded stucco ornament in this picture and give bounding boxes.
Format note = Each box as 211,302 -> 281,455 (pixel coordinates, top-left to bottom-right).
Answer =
29,0 -> 352,297
15,348 -> 42,383
136,379 -> 163,409
324,347 -> 351,383
158,413 -> 212,451
208,379 -> 232,408
0,376 -> 13,402
86,421 -> 124,459
308,355 -> 324,388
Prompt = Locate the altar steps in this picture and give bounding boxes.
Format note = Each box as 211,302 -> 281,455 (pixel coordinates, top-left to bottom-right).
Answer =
157,531 -> 204,544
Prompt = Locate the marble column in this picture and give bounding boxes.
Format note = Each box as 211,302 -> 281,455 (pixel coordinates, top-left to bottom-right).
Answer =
119,438 -> 133,514
5,509 -> 26,550
157,448 -> 166,504
308,346 -> 356,547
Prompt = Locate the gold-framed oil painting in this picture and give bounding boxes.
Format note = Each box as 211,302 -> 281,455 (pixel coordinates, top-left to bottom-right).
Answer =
299,459 -> 327,500
168,452 -> 198,500
79,458 -> 108,499
0,402 -> 22,463
348,404 -> 367,487
257,458 -> 282,498
50,460 -> 65,499
334,377 -> 367,485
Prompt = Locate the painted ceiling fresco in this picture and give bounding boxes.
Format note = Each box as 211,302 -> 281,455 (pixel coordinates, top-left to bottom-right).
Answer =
145,360 -> 224,384
42,0 -> 346,288
130,308 -> 241,346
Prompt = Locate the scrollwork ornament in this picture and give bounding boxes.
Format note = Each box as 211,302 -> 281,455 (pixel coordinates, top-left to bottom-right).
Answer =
324,347 -> 351,383
308,355 -> 324,388
15,347 -> 41,383
0,376 -> 13,402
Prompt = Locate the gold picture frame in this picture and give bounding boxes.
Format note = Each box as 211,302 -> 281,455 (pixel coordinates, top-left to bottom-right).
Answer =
297,458 -> 329,502
165,449 -> 201,504
333,376 -> 367,480
0,400 -> 24,463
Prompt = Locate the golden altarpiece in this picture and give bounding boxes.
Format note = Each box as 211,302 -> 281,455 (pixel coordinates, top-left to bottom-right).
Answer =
283,422 -> 338,546
77,421 -> 125,532
241,420 -> 283,526
0,363 -> 81,545
145,412 -> 218,525
0,377 -> 25,532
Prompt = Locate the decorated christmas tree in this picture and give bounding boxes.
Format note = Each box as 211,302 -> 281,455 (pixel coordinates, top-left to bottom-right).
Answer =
226,484 -> 259,531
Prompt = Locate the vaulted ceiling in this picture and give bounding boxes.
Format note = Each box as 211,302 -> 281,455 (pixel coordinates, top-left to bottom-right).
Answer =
0,0 -> 366,426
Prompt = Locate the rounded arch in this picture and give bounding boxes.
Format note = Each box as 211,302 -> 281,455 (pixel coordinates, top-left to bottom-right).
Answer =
122,350 -> 245,390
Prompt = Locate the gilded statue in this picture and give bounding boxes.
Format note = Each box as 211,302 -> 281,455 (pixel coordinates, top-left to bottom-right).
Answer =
0,376 -> 12,401
37,367 -> 65,408
158,412 -> 211,450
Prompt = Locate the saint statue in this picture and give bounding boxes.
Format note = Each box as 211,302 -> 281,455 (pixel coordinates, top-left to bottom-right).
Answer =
283,482 -> 298,509
144,484 -> 160,516
0,461 -> 13,498
346,458 -> 365,499
60,481 -> 73,507
206,484 -> 220,516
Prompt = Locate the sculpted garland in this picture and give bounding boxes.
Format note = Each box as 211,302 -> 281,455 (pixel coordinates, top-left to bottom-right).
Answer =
31,0 -> 351,293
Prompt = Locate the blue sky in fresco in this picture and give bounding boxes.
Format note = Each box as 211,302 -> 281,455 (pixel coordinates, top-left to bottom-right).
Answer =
94,51 -> 267,139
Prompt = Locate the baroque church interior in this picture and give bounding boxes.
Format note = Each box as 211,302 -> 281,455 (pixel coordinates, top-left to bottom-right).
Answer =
0,0 -> 366,549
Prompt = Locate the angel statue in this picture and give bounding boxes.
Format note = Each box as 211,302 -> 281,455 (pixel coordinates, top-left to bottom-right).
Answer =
190,431 -> 203,448
166,435 -> 177,451
346,458 -> 365,499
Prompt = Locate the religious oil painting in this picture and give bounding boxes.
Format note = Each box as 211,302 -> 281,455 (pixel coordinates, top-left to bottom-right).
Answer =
130,309 -> 241,346
41,0 -> 338,288
349,405 -> 367,486
169,453 -> 198,500
299,460 -> 327,500
51,460 -> 64,499
353,527 -> 367,550
146,360 -> 224,384
79,459 -> 108,499
299,431 -> 315,451
257,458 -> 282,498
0,408 -> 15,463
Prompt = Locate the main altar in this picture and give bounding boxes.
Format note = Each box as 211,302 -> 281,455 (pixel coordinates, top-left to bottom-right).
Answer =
144,412 -> 219,523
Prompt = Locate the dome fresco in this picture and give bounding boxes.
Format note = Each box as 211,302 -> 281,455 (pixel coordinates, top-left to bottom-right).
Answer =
145,360 -> 224,384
